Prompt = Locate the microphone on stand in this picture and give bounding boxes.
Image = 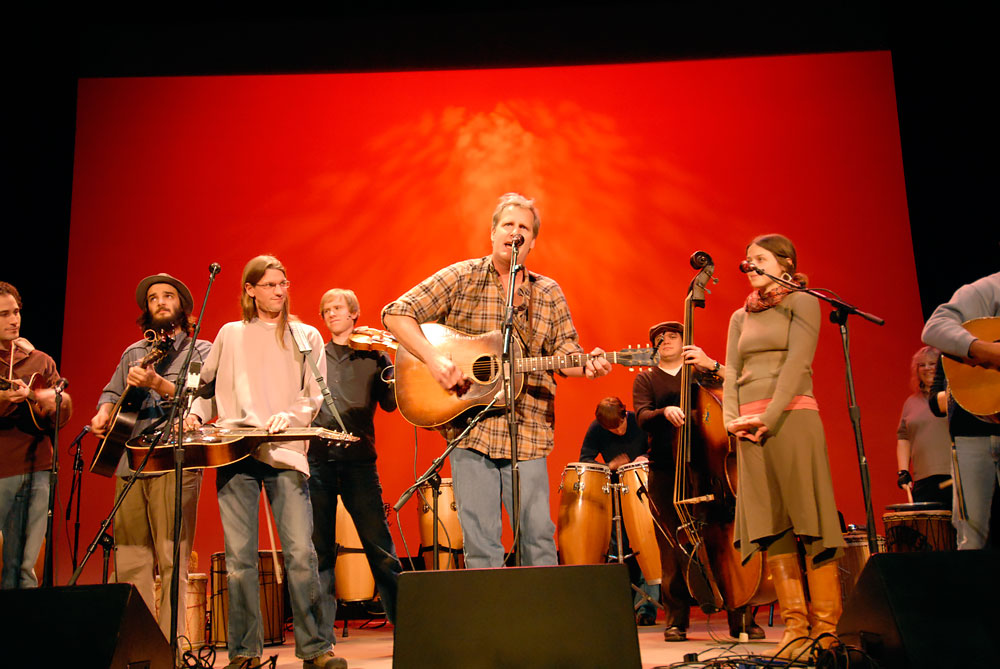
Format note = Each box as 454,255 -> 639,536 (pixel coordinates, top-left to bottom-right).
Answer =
510,234 -> 525,247
209,262 -> 222,277
54,378 -> 69,393
184,361 -> 202,394
739,260 -> 763,275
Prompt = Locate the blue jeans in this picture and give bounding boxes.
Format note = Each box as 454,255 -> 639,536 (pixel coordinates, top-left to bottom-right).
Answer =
0,470 -> 49,589
450,448 -> 557,568
308,458 -> 402,624
216,458 -> 331,660
953,435 -> 1000,550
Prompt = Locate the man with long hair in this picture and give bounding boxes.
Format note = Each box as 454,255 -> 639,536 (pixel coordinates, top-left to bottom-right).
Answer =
188,255 -> 344,669
90,273 -> 209,637
0,281 -> 72,588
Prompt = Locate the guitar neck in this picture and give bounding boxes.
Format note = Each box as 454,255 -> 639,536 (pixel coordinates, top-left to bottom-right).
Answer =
515,351 -> 630,373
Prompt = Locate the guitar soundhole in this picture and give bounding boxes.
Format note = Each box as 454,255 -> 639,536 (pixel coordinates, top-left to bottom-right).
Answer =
471,355 -> 499,382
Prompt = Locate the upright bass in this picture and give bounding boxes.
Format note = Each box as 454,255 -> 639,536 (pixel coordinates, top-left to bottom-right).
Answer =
672,251 -> 775,614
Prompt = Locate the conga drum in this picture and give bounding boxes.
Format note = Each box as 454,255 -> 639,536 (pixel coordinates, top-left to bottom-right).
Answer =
153,573 -> 208,646
209,551 -> 286,646
838,528 -> 885,606
617,461 -> 663,584
417,478 -> 465,570
335,496 -> 377,601
883,502 -> 956,552
557,462 -> 612,565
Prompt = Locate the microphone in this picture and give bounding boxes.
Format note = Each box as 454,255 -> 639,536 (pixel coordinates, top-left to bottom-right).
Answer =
68,424 -> 90,447
184,361 -> 202,394
209,262 -> 222,277
54,378 -> 69,393
510,234 -> 525,248
739,260 -> 762,275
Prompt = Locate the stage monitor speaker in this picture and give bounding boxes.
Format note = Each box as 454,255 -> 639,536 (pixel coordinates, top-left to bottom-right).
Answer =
836,550 -> 999,668
0,583 -> 173,669
393,563 -> 640,669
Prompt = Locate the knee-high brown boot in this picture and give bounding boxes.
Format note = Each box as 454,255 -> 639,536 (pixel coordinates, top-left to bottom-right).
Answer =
806,559 -> 843,649
766,553 -> 811,659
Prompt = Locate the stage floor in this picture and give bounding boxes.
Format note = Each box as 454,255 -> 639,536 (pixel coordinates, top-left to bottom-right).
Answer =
200,616 -> 791,669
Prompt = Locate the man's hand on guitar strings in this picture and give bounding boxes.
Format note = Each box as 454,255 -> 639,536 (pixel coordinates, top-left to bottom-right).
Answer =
265,413 -> 290,434
428,351 -> 471,396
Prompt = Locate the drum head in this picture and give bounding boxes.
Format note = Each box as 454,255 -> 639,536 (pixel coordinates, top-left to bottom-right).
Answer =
885,502 -> 949,512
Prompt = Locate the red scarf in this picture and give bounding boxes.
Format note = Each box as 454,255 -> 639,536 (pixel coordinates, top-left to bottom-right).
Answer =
744,286 -> 794,313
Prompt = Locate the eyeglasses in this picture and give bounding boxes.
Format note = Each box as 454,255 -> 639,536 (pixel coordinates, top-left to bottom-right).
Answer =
255,280 -> 291,290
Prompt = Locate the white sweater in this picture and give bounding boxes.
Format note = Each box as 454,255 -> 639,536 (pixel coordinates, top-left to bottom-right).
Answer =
192,318 -> 323,475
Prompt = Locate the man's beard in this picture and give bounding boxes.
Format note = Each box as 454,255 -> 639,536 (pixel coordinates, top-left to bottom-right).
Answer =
150,309 -> 181,333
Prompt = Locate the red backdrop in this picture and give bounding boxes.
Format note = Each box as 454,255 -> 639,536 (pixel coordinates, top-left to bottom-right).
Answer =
57,51 -> 920,583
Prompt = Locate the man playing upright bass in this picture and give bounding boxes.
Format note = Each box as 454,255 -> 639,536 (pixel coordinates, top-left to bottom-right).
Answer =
634,320 -> 763,642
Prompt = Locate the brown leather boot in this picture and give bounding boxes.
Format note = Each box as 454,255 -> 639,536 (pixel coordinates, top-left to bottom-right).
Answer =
766,553 -> 811,659
806,558 -> 843,649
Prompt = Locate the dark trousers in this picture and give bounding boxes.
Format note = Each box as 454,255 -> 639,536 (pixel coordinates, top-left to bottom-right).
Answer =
308,458 -> 402,624
646,468 -> 691,628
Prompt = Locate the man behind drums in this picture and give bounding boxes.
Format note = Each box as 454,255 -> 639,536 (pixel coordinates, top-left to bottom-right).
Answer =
578,397 -> 660,626
633,320 -> 763,642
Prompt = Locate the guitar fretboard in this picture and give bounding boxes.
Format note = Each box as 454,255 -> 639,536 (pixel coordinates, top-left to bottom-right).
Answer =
516,351 -> 629,373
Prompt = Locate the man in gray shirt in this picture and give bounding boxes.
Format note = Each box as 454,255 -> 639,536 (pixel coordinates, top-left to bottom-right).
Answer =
90,273 -> 210,638
921,271 -> 1000,549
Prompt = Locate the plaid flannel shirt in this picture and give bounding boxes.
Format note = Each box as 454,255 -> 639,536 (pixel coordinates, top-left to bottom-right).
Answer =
382,256 -> 583,459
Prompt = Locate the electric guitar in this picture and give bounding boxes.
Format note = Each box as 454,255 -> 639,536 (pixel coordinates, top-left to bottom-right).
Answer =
394,322 -> 658,427
941,316 -> 1000,423
90,333 -> 175,477
125,426 -> 359,474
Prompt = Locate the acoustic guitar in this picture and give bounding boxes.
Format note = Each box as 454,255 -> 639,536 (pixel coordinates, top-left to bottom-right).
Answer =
0,372 -> 52,435
941,316 -> 1000,423
394,322 -> 658,427
125,426 -> 359,474
90,333 -> 175,477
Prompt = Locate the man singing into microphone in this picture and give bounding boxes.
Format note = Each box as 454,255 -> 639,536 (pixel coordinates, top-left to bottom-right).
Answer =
90,273 -> 210,638
382,192 -> 611,568
0,281 -> 73,588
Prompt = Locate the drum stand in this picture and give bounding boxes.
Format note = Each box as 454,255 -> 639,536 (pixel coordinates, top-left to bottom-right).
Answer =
609,482 -> 662,613
425,473 -> 444,570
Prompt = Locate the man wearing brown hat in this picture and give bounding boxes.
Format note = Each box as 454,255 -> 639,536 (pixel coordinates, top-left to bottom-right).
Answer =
633,321 -> 763,642
90,273 -> 211,639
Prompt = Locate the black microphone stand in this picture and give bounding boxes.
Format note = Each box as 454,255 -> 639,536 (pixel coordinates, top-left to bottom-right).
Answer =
163,262 -> 220,658
68,391 -> 171,585
393,398 -> 500,567
64,425 -> 91,570
41,378 -> 67,587
745,265 -> 884,554
500,239 -> 524,566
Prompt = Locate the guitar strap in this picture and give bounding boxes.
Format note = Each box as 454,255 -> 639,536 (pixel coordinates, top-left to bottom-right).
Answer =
288,323 -> 349,434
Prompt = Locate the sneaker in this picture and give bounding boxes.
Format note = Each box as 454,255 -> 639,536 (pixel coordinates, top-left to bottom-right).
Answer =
303,650 -> 348,669
663,625 -> 687,642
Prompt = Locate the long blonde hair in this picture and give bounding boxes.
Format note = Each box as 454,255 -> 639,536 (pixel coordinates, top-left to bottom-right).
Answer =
241,254 -> 290,347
